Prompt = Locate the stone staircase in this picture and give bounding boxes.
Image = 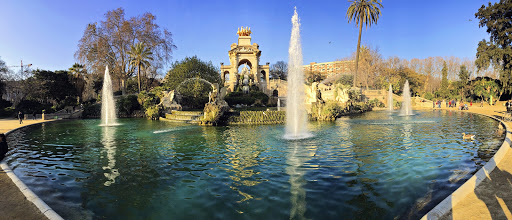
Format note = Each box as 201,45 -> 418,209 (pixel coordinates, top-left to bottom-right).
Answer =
163,110 -> 203,123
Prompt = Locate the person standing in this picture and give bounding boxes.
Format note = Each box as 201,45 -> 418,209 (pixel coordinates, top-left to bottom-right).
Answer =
0,133 -> 8,161
18,111 -> 24,124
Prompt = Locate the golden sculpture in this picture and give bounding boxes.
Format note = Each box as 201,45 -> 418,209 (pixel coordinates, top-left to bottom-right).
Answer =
237,26 -> 252,36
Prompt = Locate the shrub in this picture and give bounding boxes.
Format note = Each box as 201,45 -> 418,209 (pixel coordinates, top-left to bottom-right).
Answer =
227,110 -> 285,124
224,91 -> 269,106
348,89 -> 361,101
394,100 -> 402,108
150,86 -> 168,99
0,102 -> 15,117
137,91 -> 160,110
310,102 -> 345,121
137,91 -> 162,119
116,95 -> 141,116
368,98 -> 385,108
145,105 -> 161,120
82,103 -> 101,118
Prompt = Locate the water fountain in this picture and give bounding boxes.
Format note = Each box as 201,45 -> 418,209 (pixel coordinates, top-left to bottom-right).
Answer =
400,80 -> 413,116
101,66 -> 118,126
285,7 -> 310,139
388,84 -> 393,111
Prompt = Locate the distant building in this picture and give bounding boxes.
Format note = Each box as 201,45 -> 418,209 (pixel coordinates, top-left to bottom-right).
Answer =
302,60 -> 353,77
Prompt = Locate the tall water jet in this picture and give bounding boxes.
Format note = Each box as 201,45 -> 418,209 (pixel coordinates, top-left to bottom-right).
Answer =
285,7 -> 309,139
101,66 -> 118,126
400,80 -> 413,115
388,84 -> 393,111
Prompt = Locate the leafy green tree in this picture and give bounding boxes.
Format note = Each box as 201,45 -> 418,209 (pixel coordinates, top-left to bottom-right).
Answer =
458,65 -> 470,101
164,56 -> 220,89
471,77 -> 501,102
346,0 -> 383,87
29,70 -> 77,106
128,42 -> 154,93
475,1 -> 512,93
440,61 -> 449,98
163,56 -> 221,109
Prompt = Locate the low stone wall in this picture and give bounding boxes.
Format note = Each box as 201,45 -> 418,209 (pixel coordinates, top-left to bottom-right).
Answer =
227,111 -> 285,125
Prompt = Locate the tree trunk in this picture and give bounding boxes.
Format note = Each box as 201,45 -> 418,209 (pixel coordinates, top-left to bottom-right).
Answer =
365,68 -> 369,90
354,21 -> 363,88
121,79 -> 126,95
137,64 -> 141,93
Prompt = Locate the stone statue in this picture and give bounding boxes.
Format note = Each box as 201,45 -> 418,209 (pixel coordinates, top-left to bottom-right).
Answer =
237,26 -> 252,36
159,90 -> 182,111
209,83 -> 219,104
219,87 -> 227,101
308,82 -> 324,104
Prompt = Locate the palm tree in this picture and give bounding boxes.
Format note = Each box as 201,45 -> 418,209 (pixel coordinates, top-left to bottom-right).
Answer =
68,63 -> 86,102
347,0 -> 383,87
127,42 -> 153,93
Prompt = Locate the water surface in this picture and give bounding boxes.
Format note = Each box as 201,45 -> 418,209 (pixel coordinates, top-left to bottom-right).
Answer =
6,110 -> 503,219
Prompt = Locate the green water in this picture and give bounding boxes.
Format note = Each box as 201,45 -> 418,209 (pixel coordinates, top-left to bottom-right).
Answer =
5,110 -> 503,219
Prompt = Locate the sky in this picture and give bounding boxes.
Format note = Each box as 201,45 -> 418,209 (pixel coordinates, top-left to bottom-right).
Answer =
0,0 -> 497,76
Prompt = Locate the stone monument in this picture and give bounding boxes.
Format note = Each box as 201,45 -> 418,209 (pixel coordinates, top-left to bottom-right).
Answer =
220,27 -> 270,95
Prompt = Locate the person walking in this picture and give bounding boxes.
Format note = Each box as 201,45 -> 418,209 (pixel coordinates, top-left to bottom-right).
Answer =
18,111 -> 24,124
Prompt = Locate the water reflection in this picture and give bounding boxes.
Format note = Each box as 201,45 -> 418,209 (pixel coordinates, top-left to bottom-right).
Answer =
402,123 -> 413,149
223,126 -> 265,203
286,141 -> 316,220
102,126 -> 119,186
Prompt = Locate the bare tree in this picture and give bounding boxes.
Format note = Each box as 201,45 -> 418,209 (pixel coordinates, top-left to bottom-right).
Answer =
75,8 -> 176,94
270,61 -> 288,80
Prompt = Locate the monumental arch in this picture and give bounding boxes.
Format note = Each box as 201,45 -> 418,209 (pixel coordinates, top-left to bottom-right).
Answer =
220,27 -> 270,95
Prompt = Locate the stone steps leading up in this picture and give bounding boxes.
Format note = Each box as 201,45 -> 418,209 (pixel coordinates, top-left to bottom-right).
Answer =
170,110 -> 204,116
164,111 -> 203,123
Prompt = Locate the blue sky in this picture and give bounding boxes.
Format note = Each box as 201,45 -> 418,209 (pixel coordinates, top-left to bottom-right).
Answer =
0,0 -> 496,75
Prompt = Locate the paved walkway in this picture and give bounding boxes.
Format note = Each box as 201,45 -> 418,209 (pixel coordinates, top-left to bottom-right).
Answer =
421,103 -> 512,220
0,119 -> 52,220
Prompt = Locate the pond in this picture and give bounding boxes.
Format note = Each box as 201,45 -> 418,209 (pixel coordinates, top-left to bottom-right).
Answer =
5,110 -> 504,219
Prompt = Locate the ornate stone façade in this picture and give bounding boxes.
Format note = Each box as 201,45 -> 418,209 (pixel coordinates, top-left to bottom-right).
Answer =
220,27 -> 270,95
